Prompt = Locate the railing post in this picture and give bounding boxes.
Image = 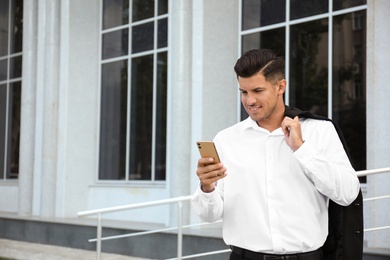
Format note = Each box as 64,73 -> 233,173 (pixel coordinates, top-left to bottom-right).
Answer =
177,201 -> 183,260
96,213 -> 102,260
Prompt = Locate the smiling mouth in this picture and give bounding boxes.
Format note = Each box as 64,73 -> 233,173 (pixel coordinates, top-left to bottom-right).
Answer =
247,106 -> 261,112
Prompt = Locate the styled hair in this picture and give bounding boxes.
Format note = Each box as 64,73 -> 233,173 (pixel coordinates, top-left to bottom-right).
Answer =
234,49 -> 285,84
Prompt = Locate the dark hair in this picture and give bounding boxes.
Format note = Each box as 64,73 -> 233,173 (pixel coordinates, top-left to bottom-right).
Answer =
234,49 -> 285,84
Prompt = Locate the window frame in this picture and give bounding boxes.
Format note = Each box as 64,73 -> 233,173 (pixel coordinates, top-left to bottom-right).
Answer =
97,0 -> 169,184
238,1 -> 367,118
0,0 -> 23,181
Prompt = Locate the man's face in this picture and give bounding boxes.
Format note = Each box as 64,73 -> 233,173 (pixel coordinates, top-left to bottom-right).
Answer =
239,73 -> 283,124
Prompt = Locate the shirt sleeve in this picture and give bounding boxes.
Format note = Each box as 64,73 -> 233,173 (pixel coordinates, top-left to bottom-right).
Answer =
191,184 -> 224,222
293,120 -> 360,206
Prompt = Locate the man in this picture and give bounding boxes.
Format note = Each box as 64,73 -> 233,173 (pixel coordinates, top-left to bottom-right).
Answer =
191,49 -> 360,260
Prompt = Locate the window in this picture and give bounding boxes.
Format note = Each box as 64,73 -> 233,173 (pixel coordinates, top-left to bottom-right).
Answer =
0,0 -> 23,180
240,0 -> 367,176
99,0 -> 168,182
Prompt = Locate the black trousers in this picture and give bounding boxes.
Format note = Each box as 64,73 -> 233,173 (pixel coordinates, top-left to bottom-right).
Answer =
229,247 -> 323,260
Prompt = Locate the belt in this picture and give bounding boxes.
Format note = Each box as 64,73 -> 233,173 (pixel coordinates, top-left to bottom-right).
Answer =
230,246 -> 322,260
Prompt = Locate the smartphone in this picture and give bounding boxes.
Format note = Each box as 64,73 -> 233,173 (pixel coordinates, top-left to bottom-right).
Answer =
196,141 -> 221,163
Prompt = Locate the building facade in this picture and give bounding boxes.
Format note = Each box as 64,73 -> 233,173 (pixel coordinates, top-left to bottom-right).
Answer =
0,0 -> 389,253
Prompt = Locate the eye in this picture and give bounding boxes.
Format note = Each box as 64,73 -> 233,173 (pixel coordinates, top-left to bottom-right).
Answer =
240,90 -> 247,95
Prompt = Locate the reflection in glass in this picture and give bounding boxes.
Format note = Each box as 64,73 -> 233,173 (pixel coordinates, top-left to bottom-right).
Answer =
132,22 -> 154,53
333,0 -> 366,11
10,55 -> 22,79
102,0 -> 129,30
129,55 -> 154,180
102,29 -> 129,60
133,0 -> 154,22
290,0 -> 328,20
0,59 -> 7,81
242,0 -> 285,30
289,19 -> 328,116
6,82 -> 21,179
333,11 -> 366,172
158,0 -> 168,15
158,18 -> 168,48
241,28 -> 285,55
99,60 -> 128,180
10,0 -> 23,54
0,85 -> 6,178
0,0 -> 9,57
155,52 -> 167,180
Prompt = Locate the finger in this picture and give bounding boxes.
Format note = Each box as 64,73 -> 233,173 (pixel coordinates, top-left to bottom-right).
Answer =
201,169 -> 227,184
196,162 -> 224,178
198,157 -> 215,167
281,120 -> 291,135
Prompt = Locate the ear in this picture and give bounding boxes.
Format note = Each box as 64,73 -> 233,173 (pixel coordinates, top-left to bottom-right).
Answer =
277,79 -> 286,95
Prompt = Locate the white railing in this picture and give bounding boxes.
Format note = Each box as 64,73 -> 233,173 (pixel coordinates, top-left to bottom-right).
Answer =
77,167 -> 390,260
358,167 -> 390,233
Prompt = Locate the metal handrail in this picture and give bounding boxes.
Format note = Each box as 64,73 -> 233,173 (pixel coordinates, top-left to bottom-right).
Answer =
77,167 -> 390,260
78,196 -> 193,260
356,167 -> 390,177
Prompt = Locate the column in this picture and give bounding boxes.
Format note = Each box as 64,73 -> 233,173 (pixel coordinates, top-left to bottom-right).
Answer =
18,0 -> 38,216
366,0 -> 390,249
39,0 -> 61,218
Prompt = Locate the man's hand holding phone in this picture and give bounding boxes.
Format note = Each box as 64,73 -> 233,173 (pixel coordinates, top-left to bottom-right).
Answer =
196,141 -> 227,193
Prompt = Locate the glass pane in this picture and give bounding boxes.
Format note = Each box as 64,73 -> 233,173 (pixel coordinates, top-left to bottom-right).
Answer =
10,0 -> 23,54
242,0 -> 285,30
0,0 -> 9,57
102,0 -> 129,30
99,60 -> 128,180
6,82 -> 21,179
333,11 -> 366,172
241,28 -> 285,55
0,59 -> 7,81
155,52 -> 167,180
0,85 -> 6,179
289,18 -> 329,116
157,18 -> 167,48
132,0 -> 154,22
290,0 -> 328,20
132,22 -> 154,53
102,29 -> 129,60
129,55 -> 153,180
10,55 -> 22,79
334,0 -> 366,11
158,0 -> 168,15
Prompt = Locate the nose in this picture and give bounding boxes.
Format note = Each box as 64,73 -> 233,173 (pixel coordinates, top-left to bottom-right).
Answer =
245,93 -> 256,105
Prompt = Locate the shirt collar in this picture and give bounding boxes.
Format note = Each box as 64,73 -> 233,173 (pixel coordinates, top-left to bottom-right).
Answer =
240,116 -> 284,135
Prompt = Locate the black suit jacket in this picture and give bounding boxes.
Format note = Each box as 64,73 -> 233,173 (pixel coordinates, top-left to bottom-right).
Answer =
284,106 -> 363,260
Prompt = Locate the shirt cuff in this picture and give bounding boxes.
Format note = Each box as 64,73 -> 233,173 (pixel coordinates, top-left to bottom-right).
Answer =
196,184 -> 220,201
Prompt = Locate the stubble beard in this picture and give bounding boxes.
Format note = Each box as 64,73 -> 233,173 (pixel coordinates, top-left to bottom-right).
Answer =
246,103 -> 278,124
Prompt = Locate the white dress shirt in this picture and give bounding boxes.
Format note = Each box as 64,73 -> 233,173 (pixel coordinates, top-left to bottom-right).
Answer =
191,117 -> 360,254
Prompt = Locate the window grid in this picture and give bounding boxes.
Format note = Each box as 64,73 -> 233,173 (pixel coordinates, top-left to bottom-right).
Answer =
0,0 -> 22,180
98,0 -> 168,183
239,1 -> 367,120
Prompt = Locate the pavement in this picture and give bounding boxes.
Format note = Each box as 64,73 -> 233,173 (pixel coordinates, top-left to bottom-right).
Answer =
0,239 -> 151,260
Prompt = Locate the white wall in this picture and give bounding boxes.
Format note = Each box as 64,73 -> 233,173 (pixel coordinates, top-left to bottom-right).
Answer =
61,0 -> 101,218
366,0 -> 390,249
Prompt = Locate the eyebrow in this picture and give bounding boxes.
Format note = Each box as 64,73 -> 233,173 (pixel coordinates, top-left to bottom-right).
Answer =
239,87 -> 263,92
